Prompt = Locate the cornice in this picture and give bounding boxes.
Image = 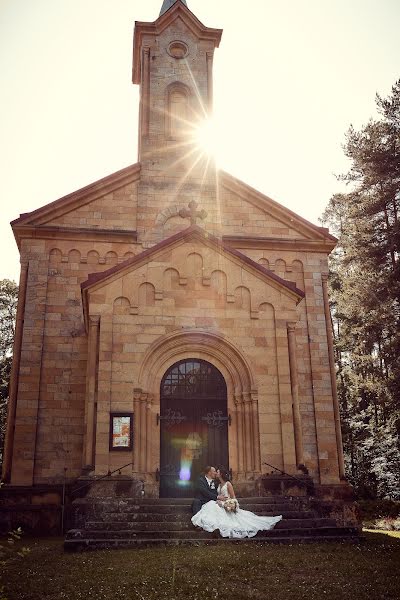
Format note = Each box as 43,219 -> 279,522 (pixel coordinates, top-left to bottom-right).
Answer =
223,235 -> 337,254
12,225 -> 138,250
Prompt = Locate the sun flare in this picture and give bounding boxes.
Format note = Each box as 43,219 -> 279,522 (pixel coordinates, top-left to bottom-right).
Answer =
195,118 -> 219,159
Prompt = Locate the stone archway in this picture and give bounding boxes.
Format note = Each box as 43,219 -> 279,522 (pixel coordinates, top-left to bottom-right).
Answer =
136,330 -> 260,488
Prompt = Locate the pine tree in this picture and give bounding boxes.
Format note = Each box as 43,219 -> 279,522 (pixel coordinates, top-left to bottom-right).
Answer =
322,80 -> 400,499
0,279 -> 18,470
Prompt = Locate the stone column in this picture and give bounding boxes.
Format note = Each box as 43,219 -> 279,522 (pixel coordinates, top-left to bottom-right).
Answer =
139,392 -> 147,473
322,273 -> 345,479
145,393 -> 153,473
133,388 -> 141,473
287,321 -> 304,467
251,391 -> 261,472
243,392 -> 253,472
234,393 -> 244,474
83,315 -> 100,469
2,258 -> 29,481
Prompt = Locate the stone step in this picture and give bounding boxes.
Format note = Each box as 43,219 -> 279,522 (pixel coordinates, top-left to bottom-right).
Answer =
79,502 -> 300,515
84,517 -> 336,532
90,510 -> 315,522
64,533 -> 360,552
74,496 -> 296,507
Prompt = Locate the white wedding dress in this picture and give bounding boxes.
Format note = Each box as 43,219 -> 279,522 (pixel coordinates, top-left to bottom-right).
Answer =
191,483 -> 282,539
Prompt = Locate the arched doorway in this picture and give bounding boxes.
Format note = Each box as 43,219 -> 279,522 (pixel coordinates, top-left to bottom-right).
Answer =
159,359 -> 229,498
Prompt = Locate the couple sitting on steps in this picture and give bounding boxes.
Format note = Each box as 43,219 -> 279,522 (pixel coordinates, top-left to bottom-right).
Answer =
191,465 -> 282,539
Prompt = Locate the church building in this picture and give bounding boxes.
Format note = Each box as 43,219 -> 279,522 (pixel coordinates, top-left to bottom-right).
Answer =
3,0 -> 346,504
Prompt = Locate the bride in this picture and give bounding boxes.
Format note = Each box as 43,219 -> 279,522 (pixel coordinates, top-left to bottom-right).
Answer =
191,468 -> 282,539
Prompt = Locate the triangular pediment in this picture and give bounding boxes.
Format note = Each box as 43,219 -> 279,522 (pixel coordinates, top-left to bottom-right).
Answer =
81,225 -> 304,322
132,2 -> 222,83
11,164 -> 141,247
219,171 -> 337,248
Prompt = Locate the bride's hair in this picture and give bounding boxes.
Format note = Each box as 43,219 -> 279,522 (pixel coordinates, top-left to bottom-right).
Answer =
218,467 -> 231,482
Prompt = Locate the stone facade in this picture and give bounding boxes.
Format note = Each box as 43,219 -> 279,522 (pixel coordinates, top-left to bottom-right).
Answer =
2,1 -> 345,502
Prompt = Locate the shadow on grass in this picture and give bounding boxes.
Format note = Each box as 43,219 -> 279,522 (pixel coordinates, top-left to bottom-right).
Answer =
1,534 -> 400,600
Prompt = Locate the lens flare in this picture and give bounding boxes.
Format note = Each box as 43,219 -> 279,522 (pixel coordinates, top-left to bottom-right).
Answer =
195,118 -> 218,158
179,464 -> 191,481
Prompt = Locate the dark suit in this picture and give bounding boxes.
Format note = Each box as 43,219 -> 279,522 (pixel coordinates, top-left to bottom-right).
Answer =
192,476 -> 218,515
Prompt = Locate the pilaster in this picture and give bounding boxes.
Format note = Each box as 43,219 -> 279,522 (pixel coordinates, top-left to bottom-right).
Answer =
11,249 -> 48,485
83,315 -> 100,470
287,321 -> 304,468
276,317 -> 297,473
94,315 -> 113,475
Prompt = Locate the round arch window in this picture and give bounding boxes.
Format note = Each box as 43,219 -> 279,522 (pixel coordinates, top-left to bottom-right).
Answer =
161,359 -> 226,399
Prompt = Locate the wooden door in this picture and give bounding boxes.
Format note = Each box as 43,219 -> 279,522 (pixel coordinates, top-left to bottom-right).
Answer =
159,359 -> 229,498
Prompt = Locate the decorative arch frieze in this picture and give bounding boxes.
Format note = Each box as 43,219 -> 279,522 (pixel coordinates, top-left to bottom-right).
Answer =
255,257 -> 305,277
49,248 -> 62,262
113,296 -> 131,315
68,249 -> 81,263
48,247 -> 138,267
258,257 -> 270,269
105,251 -> 118,265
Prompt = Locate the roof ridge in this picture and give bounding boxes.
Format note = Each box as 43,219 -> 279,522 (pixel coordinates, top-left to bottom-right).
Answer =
159,0 -> 187,17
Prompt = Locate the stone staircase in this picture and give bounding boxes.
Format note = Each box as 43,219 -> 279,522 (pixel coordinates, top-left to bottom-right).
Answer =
64,495 -> 360,551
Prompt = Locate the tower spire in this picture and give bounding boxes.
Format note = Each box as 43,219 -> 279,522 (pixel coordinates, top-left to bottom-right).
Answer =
159,0 -> 187,17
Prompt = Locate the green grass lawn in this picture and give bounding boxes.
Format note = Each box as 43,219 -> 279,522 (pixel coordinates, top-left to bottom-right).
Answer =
1,533 -> 399,600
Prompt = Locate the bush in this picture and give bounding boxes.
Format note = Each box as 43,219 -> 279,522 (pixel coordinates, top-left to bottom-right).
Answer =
357,499 -> 400,521
372,517 -> 400,531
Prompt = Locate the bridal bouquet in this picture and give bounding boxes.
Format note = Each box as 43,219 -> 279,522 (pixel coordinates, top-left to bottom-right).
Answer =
222,498 -> 238,513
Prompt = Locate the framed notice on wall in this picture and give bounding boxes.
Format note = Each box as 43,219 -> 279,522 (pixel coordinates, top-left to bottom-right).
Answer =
110,413 -> 133,451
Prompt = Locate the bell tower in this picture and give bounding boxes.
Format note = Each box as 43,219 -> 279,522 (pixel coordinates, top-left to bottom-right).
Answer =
132,0 -> 223,244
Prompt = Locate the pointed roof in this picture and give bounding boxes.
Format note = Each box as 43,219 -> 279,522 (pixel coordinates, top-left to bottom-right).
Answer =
160,0 -> 187,17
132,1 -> 222,84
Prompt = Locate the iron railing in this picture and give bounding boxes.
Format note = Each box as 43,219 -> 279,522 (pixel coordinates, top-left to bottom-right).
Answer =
71,462 -> 134,495
263,462 -> 309,486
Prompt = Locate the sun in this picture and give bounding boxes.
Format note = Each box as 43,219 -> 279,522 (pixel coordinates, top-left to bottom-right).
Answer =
195,118 -> 219,160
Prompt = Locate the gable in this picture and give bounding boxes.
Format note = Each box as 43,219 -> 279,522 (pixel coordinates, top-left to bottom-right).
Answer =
82,226 -> 304,329
43,180 -> 138,230
11,164 -> 141,247
219,171 -> 336,245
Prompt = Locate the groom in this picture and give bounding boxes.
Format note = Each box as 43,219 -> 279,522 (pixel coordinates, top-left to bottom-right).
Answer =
191,465 -> 227,515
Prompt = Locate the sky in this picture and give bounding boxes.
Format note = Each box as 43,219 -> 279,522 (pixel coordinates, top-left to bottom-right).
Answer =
0,0 -> 399,282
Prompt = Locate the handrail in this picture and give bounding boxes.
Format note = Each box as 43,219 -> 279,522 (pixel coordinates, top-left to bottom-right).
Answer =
70,461 -> 307,496
263,462 -> 309,486
71,462 -> 134,495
